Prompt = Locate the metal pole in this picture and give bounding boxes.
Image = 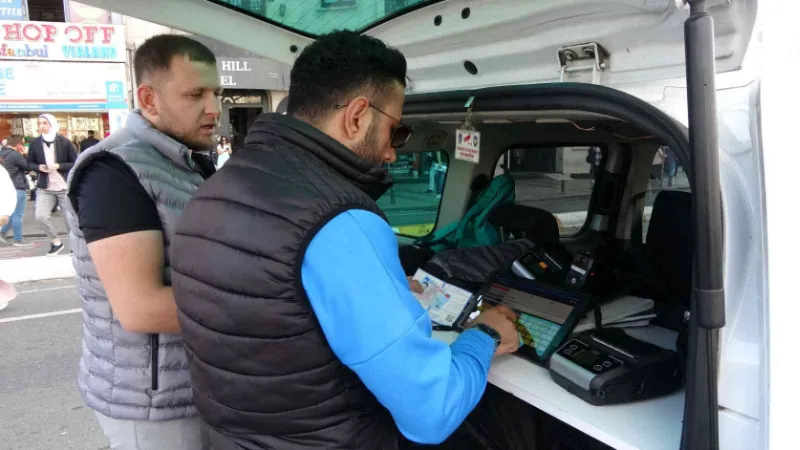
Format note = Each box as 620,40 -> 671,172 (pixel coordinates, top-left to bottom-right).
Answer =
681,1 -> 725,449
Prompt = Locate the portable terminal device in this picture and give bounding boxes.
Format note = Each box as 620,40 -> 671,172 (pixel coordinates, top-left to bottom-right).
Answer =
548,328 -> 682,405
511,244 -> 571,285
455,272 -> 591,365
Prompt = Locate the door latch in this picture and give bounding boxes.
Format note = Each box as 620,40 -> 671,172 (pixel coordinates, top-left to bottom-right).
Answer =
557,43 -> 608,84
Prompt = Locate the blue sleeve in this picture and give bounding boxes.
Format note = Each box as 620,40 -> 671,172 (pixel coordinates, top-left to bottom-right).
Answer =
301,209 -> 496,444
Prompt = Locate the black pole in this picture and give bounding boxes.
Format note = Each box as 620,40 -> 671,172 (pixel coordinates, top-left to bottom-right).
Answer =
681,1 -> 725,449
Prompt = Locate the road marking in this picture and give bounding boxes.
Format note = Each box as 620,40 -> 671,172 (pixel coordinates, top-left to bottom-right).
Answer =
16,285 -> 75,294
0,308 -> 82,324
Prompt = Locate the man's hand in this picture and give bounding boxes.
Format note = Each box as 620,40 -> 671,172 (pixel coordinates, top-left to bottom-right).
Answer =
0,216 -> 9,226
471,305 -> 521,356
407,276 -> 424,294
48,164 -> 60,171
88,230 -> 181,334
38,164 -> 50,173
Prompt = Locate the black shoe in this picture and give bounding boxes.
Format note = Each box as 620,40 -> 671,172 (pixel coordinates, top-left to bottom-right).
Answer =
47,242 -> 65,256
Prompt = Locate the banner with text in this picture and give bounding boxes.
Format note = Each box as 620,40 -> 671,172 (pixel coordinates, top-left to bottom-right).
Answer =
0,60 -> 128,111
0,19 -> 125,62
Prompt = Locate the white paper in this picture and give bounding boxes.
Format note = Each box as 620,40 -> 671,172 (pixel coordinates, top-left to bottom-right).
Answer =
411,269 -> 474,326
455,129 -> 481,164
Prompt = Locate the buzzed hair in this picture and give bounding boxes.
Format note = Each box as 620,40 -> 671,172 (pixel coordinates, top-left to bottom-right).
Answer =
134,34 -> 217,86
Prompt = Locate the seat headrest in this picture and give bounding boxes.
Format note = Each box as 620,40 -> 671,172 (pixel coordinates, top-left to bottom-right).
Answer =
646,191 -> 692,253
645,190 -> 693,302
489,203 -> 560,245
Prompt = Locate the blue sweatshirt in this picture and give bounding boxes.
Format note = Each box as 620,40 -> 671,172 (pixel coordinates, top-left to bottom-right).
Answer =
301,209 -> 496,444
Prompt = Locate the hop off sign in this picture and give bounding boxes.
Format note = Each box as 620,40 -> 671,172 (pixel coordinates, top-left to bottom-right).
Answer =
455,129 -> 481,164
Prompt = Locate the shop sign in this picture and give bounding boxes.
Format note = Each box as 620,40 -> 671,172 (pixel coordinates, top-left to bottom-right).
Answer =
0,19 -> 125,62
0,60 -> 128,111
218,58 -> 287,90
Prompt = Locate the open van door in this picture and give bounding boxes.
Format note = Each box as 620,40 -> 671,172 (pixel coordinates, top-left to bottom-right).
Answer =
77,1 -> 757,449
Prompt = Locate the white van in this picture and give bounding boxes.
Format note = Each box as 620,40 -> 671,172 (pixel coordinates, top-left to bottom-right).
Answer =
79,1 -> 797,449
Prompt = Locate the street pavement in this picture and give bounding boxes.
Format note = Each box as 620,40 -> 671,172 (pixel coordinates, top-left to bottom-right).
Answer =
0,203 -> 71,261
0,279 -> 108,450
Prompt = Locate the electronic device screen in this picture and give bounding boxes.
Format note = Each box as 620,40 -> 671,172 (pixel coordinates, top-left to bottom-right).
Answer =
479,275 -> 586,358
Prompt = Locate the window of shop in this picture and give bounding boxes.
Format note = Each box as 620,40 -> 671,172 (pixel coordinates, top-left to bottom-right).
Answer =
377,151 -> 449,238
27,0 -> 66,22
496,146 -> 604,237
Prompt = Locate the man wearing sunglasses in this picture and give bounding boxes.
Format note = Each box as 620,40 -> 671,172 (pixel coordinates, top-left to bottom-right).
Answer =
170,31 -> 525,450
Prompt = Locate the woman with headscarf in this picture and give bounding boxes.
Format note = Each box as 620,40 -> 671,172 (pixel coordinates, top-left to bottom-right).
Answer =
26,114 -> 78,256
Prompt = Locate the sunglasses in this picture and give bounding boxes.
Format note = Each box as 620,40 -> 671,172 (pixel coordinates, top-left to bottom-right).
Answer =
336,103 -> 414,149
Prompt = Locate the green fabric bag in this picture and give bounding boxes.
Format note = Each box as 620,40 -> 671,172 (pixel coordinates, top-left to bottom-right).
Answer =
416,174 -> 516,253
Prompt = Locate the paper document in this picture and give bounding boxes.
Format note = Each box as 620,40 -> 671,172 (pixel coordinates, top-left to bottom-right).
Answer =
411,269 -> 474,327
573,295 -> 655,333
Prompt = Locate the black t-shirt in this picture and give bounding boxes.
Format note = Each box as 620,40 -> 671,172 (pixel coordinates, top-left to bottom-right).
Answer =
74,152 -> 214,244
74,155 -> 163,244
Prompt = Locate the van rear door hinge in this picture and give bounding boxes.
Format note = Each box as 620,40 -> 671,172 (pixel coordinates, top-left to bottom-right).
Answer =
557,43 -> 608,84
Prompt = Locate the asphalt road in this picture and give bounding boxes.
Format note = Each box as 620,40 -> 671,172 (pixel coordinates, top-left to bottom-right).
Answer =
0,279 -> 108,450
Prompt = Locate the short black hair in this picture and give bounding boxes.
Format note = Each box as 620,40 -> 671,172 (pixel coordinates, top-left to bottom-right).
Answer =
87,130 -> 95,136
134,34 -> 216,86
288,30 -> 406,125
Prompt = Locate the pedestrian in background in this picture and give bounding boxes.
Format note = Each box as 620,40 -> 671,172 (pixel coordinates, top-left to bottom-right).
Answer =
80,130 -> 100,152
215,135 -> 231,169
26,114 -> 77,256
0,136 -> 33,247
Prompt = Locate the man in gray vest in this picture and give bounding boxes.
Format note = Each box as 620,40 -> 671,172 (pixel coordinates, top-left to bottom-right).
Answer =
64,35 -> 220,449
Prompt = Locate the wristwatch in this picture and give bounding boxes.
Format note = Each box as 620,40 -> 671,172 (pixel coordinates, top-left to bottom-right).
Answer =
474,323 -> 501,349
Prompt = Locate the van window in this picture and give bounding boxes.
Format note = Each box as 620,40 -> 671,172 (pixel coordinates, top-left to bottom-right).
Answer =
495,146 -> 604,236
641,146 -> 690,241
377,151 -> 449,237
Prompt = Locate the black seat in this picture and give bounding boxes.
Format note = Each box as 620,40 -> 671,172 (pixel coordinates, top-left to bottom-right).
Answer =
628,191 -> 693,331
489,203 -> 560,245
638,190 -> 693,302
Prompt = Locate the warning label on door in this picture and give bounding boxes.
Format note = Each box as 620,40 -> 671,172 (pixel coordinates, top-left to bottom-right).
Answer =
455,129 -> 481,164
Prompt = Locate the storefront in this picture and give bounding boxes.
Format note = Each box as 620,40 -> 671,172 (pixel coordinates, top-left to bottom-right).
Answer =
191,35 -> 290,150
0,19 -> 128,143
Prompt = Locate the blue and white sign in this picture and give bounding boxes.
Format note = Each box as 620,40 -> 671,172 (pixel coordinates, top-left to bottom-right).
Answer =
0,0 -> 27,21
0,60 -> 128,111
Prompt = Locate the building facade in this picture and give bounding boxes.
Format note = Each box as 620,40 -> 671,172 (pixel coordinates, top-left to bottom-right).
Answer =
190,34 -> 289,151
0,4 -> 129,145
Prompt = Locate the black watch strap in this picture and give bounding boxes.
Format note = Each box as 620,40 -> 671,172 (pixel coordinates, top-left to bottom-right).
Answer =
474,323 -> 501,349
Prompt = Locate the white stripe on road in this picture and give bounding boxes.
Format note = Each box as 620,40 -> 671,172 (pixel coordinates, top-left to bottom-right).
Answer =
16,285 -> 75,294
0,308 -> 81,324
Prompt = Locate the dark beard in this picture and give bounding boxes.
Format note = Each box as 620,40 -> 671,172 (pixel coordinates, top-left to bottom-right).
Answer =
352,119 -> 384,166
161,128 -> 210,152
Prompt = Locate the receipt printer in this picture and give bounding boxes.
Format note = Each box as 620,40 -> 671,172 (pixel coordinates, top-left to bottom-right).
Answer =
548,328 -> 682,406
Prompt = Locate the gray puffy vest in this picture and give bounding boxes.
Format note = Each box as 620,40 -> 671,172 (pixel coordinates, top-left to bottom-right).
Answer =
65,110 -> 207,421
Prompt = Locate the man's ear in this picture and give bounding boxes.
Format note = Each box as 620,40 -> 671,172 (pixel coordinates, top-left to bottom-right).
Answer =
136,84 -> 158,117
342,97 -> 371,140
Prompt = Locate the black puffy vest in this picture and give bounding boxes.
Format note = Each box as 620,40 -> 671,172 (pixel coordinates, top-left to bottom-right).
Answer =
170,114 -> 405,450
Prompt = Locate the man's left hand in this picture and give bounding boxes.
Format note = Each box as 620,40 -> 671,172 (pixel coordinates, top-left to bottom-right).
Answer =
48,164 -> 60,171
407,276 -> 423,294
